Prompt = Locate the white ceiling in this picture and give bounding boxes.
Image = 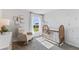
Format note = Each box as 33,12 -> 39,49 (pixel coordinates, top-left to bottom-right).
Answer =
27,9 -> 79,14
27,9 -> 53,14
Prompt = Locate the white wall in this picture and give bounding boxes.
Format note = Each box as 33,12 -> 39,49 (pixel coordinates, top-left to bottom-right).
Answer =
0,10 -> 2,18
2,9 -> 30,32
44,10 -> 79,48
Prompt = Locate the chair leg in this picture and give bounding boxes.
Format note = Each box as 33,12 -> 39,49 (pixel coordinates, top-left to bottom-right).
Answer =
24,41 -> 27,45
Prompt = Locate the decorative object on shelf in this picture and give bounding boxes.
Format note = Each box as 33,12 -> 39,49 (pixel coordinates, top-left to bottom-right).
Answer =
0,19 -> 10,34
0,25 -> 8,34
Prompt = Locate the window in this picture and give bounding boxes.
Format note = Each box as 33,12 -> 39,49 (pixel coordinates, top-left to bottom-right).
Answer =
30,13 -> 43,35
33,15 -> 39,32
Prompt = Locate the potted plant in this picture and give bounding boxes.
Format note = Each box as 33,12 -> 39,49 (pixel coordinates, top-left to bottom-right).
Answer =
0,25 -> 8,34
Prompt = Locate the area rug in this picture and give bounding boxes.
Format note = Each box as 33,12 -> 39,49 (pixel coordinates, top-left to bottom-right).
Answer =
36,37 -> 54,49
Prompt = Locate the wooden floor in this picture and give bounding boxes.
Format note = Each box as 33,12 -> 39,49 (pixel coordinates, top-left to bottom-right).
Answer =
12,38 -> 62,50
12,38 -> 79,50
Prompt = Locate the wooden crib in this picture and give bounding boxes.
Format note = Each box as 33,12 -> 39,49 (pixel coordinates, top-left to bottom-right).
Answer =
42,25 -> 65,46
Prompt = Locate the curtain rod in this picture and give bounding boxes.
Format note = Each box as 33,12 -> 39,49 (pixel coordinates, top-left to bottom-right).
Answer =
30,12 -> 44,16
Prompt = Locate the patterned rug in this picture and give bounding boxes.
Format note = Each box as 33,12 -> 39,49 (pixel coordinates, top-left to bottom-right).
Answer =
36,37 -> 54,49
